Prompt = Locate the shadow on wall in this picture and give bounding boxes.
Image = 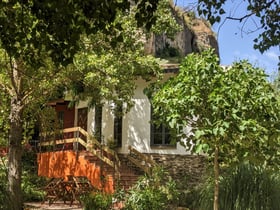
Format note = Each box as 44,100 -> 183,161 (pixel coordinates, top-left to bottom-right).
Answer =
37,151 -> 114,193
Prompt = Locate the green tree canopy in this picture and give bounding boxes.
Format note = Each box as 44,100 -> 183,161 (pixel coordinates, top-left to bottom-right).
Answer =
150,49 -> 280,210
67,10 -> 163,112
0,0 -> 161,66
0,1 -> 178,209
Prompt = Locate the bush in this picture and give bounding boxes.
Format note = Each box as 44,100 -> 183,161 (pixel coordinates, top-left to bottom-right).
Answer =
80,191 -> 112,210
123,166 -> 179,210
194,162 -> 280,210
22,171 -> 46,202
0,148 -> 46,208
22,149 -> 46,202
0,157 -> 8,210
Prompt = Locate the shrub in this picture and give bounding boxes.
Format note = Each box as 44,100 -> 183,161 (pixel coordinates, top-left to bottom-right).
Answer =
80,191 -> 112,210
0,156 -> 8,210
22,149 -> 46,202
123,166 -> 179,210
22,171 -> 46,202
194,162 -> 280,210
0,146 -> 46,208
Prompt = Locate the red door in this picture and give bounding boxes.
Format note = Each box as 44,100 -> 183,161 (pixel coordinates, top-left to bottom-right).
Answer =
55,101 -> 75,141
52,100 -> 75,150
77,108 -> 88,147
54,102 -> 75,129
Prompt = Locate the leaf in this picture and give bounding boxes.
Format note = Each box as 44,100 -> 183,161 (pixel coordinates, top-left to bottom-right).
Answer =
169,118 -> 177,129
219,9 -> 225,15
151,49 -> 280,169
195,130 -> 205,139
195,144 -> 203,153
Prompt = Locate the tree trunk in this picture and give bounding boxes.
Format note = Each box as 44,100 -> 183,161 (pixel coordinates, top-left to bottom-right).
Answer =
7,95 -> 24,209
213,145 -> 219,210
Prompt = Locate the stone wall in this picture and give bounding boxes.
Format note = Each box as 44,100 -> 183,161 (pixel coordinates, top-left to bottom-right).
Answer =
150,154 -> 207,188
149,153 -> 207,207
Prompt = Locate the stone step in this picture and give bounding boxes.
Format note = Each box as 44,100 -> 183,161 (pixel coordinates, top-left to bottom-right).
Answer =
73,151 -> 144,190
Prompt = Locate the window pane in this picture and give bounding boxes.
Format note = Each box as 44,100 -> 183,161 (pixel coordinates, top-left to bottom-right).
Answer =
114,116 -> 122,147
114,104 -> 122,147
150,107 -> 172,146
94,105 -> 102,142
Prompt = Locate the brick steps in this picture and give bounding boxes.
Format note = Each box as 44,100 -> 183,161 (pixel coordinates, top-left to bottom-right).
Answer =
78,151 -> 142,191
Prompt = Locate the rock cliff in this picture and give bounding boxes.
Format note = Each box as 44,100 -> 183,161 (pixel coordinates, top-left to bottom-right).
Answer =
145,5 -> 219,60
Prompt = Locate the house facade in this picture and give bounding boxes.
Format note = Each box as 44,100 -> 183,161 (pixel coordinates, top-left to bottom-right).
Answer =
72,71 -> 190,156
37,7 -> 217,205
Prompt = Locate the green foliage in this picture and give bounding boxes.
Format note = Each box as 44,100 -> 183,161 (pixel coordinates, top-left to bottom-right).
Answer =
156,43 -> 181,58
271,71 -> 280,97
0,149 -> 45,206
68,8 -> 162,111
21,150 -> 46,202
0,1 -> 171,209
80,191 -> 112,210
124,167 -> 179,210
150,49 -> 280,166
0,49 -> 10,146
22,172 -> 46,202
0,92 -> 9,146
194,162 -> 280,210
0,157 -> 8,210
150,49 -> 280,210
150,0 -> 182,38
0,0 -> 162,66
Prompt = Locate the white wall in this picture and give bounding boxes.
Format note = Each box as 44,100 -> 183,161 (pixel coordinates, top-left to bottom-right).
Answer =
83,75 -> 191,155
122,78 -> 190,155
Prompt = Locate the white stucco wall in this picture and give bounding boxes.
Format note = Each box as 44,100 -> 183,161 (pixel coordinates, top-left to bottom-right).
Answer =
121,77 -> 190,155
79,75 -> 191,155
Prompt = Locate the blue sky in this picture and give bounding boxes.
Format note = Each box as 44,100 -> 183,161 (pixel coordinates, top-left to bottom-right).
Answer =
174,0 -> 279,80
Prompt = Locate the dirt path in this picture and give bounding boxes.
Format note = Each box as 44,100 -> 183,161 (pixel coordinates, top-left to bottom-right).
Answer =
24,201 -> 83,210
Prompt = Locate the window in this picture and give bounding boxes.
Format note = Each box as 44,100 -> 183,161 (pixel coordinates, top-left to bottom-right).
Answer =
114,115 -> 122,147
94,105 -> 102,142
114,105 -> 122,147
150,108 -> 172,146
57,111 -> 64,129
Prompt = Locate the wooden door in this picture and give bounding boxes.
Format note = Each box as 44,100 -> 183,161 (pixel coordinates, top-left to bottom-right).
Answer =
55,102 -> 75,129
77,108 -> 88,131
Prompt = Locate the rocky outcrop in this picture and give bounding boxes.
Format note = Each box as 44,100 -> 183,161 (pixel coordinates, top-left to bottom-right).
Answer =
145,5 -> 219,59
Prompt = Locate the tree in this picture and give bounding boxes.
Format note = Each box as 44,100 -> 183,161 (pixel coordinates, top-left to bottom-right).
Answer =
67,10 -> 164,112
0,1 -> 170,209
178,0 -> 279,65
149,49 -> 280,210
0,47 -> 68,210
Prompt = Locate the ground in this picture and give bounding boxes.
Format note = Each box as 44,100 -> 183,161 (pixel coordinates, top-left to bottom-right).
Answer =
24,201 -> 83,210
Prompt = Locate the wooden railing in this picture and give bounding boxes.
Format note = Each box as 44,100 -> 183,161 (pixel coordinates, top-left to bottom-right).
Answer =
39,127 -> 120,175
128,146 -> 157,176
39,127 -> 156,178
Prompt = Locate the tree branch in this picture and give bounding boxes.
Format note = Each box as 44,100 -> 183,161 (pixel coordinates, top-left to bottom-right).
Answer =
226,12 -> 255,22
8,57 -> 20,97
225,0 -> 276,23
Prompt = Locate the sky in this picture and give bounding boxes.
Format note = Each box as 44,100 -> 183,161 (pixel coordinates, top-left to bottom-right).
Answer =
174,0 -> 279,81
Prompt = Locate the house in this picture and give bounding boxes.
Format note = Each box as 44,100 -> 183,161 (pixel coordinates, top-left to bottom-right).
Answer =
37,5 -> 218,205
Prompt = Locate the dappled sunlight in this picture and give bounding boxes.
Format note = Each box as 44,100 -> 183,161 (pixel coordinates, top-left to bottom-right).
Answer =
37,151 -> 114,193
127,98 -> 150,152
